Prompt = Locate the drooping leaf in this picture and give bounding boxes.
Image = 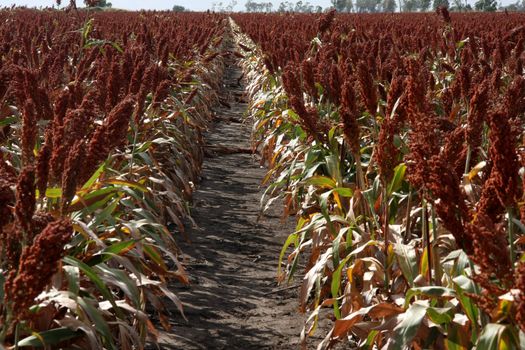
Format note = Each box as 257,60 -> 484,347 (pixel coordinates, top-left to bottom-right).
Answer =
304,175 -> 336,189
426,306 -> 454,325
77,297 -> 117,350
63,256 -> 122,319
17,327 -> 82,347
86,240 -> 139,267
331,253 -> 353,319
394,243 -> 418,287
404,286 -> 456,308
477,324 -> 509,350
389,301 -> 428,350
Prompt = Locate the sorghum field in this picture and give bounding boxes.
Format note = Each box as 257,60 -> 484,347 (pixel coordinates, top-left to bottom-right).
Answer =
1,4 -> 525,350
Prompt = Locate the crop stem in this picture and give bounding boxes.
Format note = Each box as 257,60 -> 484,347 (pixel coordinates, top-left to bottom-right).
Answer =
508,207 -> 515,268
128,121 -> 140,177
422,199 -> 432,283
14,321 -> 19,350
383,185 -> 390,294
404,187 -> 412,242
355,152 -> 373,238
431,204 -> 441,286
464,145 -> 472,175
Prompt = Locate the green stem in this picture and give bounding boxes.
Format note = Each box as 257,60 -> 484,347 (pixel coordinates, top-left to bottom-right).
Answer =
14,321 -> 19,350
468,258 -> 486,330
464,144 -> 472,175
128,121 -> 140,177
383,185 -> 390,294
508,207 -> 515,268
431,204 -> 441,286
404,187 -> 412,242
422,199 -> 432,283
355,153 -> 365,190
464,99 -> 472,174
355,152 -> 374,238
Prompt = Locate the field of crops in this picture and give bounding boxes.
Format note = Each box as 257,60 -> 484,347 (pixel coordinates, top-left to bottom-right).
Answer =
0,8 -> 228,349
233,10 -> 525,349
0,5 -> 524,350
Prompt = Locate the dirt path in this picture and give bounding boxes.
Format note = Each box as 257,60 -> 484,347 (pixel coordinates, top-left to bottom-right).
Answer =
153,52 -> 313,349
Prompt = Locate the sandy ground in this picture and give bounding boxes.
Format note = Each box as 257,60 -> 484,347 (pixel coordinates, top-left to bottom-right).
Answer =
151,53 -> 340,350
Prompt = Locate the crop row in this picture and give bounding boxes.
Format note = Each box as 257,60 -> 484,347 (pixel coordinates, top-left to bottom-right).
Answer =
234,10 -> 525,349
0,9 -> 227,349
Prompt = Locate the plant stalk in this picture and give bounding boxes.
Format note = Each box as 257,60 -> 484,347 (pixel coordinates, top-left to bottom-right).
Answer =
508,207 -> 515,268
14,321 -> 19,350
464,145 -> 472,175
422,199 -> 432,283
355,153 -> 365,191
383,185 -> 390,294
404,187 -> 412,242
355,152 -> 373,238
431,204 -> 441,286
128,121 -> 140,177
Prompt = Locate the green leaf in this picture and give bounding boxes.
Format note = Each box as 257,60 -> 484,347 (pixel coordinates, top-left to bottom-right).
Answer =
278,232 -> 299,278
362,330 -> 379,349
388,163 -> 406,195
393,243 -> 418,287
332,187 -> 353,197
446,321 -> 471,350
453,275 -> 480,330
0,116 -> 17,126
390,302 -> 428,350
426,306 -> 453,324
63,256 -> 122,319
404,286 -> 456,308
331,253 -> 352,320
477,324 -> 508,350
89,196 -> 121,227
420,246 -> 429,277
17,327 -> 81,347
103,179 -> 148,192
81,161 -> 106,190
63,265 -> 80,295
72,189 -> 120,216
326,154 -> 342,187
45,187 -> 62,198
35,187 -> 62,199
86,240 -> 138,266
328,125 -> 338,144
97,263 -> 141,307
77,297 -> 116,350
304,175 -> 336,189
82,18 -> 94,42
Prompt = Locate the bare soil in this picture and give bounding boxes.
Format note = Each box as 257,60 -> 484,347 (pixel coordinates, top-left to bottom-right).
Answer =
152,54 -> 336,350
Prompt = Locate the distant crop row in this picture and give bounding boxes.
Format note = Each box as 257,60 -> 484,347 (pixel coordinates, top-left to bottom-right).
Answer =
235,10 -> 525,349
0,9 -> 227,349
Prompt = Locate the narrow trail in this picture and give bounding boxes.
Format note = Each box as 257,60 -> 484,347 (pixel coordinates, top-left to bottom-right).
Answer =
154,50 -> 312,349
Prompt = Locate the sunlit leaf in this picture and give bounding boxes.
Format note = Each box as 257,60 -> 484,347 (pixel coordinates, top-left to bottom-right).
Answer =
388,163 -> 406,195
17,328 -> 82,347
394,243 -> 418,287
477,324 -> 509,350
389,301 -> 428,350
